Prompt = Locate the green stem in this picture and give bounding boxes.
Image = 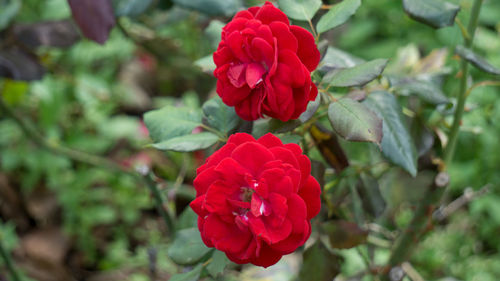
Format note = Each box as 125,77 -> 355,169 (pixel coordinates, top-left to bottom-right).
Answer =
0,236 -> 22,281
143,173 -> 176,236
0,97 -> 176,235
444,0 -> 483,165
382,173 -> 449,280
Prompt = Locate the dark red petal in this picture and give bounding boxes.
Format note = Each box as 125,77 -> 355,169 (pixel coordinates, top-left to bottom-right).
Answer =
217,79 -> 252,106
269,22 -> 298,52
231,142 -> 274,176
257,133 -> 283,148
227,31 -> 251,63
203,214 -> 252,254
227,64 -> 247,88
234,88 -> 265,121
250,37 -> 274,68
271,221 -> 310,254
204,181 -> 234,214
254,2 -> 289,25
289,25 -> 320,71
198,216 -> 213,247
252,242 -> 283,267
279,50 -> 306,87
298,176 -> 321,219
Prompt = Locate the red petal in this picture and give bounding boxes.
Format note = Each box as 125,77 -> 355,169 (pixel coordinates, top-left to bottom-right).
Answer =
231,142 -> 274,176
234,88 -> 265,121
268,192 -> 288,225
234,10 -> 253,20
269,146 -> 300,169
257,25 -> 274,45
289,25 -> 320,71
227,31 -> 251,63
269,22 -> 298,52
217,79 -> 252,106
193,167 -> 219,196
254,2 -> 289,25
204,181 -> 235,214
227,133 -> 256,146
203,214 -> 251,254
227,64 -> 247,88
213,46 -> 234,67
297,154 -> 311,188
257,133 -> 283,148
252,242 -> 283,267
250,37 -> 274,68
278,50 -> 306,87
190,195 -> 207,216
246,62 -> 266,89
214,157 -> 249,186
298,176 -> 321,219
201,142 -> 236,172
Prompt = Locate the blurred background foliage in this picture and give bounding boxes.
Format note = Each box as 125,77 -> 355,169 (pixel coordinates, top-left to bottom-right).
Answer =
0,0 -> 499,280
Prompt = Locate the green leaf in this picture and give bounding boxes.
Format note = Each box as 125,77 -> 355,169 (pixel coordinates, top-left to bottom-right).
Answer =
176,207 -> 198,231
364,91 -> 417,176
253,119 -> 302,138
356,173 -> 386,217
152,132 -> 219,152
113,0 -> 153,17
322,220 -> 368,249
206,250 -> 230,277
316,0 -> 361,34
277,0 -> 322,21
318,47 -> 365,73
202,96 -> 239,134
298,241 -> 341,281
172,0 -> 243,16
402,0 -> 460,29
328,98 -> 383,144
0,0 -> 21,30
169,264 -> 203,281
392,79 -> 449,105
455,45 -> 500,75
144,105 -> 202,143
194,55 -> 216,73
168,228 -> 211,265
323,59 -> 388,87
299,93 -> 321,123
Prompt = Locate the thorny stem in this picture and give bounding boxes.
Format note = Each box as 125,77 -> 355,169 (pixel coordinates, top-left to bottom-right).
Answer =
444,0 -> 483,165
383,2 -> 484,279
0,235 -> 22,281
0,97 -> 176,235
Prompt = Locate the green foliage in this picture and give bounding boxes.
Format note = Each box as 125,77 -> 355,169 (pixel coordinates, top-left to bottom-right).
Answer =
328,98 -> 383,144
316,0 -> 361,34
277,0 -> 322,21
323,59 -> 388,87
364,91 -> 418,176
402,0 -> 460,29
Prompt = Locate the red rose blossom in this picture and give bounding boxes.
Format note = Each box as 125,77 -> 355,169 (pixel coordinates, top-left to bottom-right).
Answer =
213,1 -> 320,122
190,133 -> 321,267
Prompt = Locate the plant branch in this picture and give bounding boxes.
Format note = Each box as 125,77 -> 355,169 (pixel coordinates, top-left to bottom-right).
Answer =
433,184 -> 490,222
0,236 -> 22,281
0,97 -> 175,235
444,0 -> 483,165
383,172 -> 449,280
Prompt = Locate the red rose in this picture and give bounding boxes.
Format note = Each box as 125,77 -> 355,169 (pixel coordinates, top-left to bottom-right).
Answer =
213,1 -> 320,122
190,133 -> 321,267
